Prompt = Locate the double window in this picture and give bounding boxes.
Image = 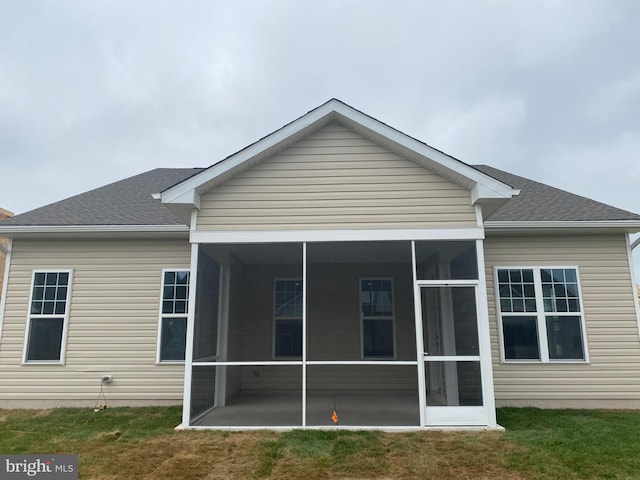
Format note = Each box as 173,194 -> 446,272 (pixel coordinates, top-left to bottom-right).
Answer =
24,270 -> 72,363
272,278 -> 396,359
158,270 -> 190,362
496,267 -> 587,362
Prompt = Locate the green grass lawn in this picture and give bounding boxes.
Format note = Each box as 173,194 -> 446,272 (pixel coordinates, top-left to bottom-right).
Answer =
1,407 -> 639,479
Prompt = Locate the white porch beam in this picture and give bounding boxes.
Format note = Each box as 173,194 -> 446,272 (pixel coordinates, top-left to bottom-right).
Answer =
190,227 -> 485,244
411,241 -> 427,427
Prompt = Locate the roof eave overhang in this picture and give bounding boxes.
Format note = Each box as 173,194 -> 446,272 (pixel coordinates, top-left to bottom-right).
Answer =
485,220 -> 640,235
152,190 -> 200,225
0,224 -> 189,240
156,99 -> 515,214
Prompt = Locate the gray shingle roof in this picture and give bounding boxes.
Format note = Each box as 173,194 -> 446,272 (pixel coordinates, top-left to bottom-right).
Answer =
1,164 -> 638,228
1,168 -> 203,226
474,165 -> 640,222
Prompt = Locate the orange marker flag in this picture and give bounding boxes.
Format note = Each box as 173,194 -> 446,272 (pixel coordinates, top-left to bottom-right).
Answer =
331,395 -> 339,423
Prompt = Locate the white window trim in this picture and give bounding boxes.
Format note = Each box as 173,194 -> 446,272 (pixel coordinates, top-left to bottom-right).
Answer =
22,269 -> 74,365
156,268 -> 190,364
494,266 -> 589,364
272,277 -> 303,360
359,277 -> 397,360
625,235 -> 640,338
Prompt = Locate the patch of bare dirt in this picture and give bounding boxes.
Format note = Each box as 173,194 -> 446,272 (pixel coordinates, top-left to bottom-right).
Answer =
73,430 -> 532,480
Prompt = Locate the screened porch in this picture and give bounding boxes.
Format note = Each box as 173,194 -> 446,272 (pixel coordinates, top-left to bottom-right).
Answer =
183,240 -> 494,429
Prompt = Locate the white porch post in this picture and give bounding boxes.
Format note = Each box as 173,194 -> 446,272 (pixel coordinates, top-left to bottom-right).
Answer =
181,242 -> 200,426
411,241 -> 427,427
302,242 -> 307,427
475,238 -> 498,427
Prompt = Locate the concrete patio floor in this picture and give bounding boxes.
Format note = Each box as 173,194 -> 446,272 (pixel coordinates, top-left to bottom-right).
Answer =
193,391 -> 421,427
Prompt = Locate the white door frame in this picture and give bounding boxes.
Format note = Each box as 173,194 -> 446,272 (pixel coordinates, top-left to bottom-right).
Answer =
411,240 -> 497,428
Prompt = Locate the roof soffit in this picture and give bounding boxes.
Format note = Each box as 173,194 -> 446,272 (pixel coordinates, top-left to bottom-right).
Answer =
158,99 -> 515,206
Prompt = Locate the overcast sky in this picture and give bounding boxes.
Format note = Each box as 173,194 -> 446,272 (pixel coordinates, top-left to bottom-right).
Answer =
1,0 -> 639,279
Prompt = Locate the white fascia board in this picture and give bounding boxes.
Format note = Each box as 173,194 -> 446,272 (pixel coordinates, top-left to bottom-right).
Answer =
158,189 -> 201,208
0,224 -> 189,237
485,220 -> 640,233
471,183 -> 517,203
160,99 -> 514,205
190,227 -> 485,244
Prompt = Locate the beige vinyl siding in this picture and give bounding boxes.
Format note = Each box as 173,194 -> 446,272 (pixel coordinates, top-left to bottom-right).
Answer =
234,262 -> 417,392
485,234 -> 640,405
0,238 -> 190,407
197,123 -> 476,231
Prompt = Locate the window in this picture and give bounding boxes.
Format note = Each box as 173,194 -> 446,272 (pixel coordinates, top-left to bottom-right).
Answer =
24,270 -> 72,363
497,267 -> 586,362
274,279 -> 303,358
360,279 -> 395,358
158,270 -> 190,362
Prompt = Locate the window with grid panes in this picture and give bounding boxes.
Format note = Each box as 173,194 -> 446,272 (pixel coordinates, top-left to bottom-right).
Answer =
497,267 -> 586,362
158,270 -> 189,362
360,279 -> 395,358
274,279 -> 303,358
25,271 -> 72,362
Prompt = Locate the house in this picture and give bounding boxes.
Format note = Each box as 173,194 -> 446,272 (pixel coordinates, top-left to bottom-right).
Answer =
0,208 -> 14,304
1,99 -> 640,430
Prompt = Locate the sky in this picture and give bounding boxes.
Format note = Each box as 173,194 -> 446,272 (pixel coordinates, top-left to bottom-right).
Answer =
0,0 -> 639,279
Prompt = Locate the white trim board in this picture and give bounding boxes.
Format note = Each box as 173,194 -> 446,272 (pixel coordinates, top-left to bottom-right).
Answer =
485,220 -> 640,233
179,425 -> 505,432
181,243 -> 200,425
0,225 -> 188,235
190,227 -> 485,244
